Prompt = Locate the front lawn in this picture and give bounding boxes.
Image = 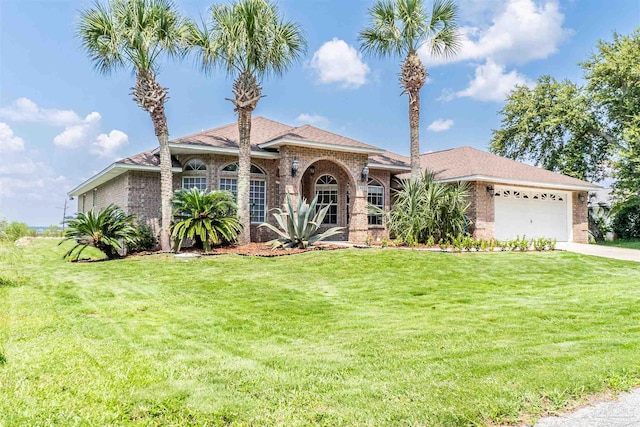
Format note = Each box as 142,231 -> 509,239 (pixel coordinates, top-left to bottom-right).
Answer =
597,238 -> 640,250
1,240 -> 640,426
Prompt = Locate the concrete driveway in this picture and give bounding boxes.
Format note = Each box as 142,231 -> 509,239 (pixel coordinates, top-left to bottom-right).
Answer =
556,243 -> 640,262
534,388 -> 640,426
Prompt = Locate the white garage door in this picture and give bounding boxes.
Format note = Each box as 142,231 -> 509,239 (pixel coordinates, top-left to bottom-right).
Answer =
494,187 -> 569,241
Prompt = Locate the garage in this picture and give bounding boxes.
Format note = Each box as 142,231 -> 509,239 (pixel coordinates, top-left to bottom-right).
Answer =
494,186 -> 570,241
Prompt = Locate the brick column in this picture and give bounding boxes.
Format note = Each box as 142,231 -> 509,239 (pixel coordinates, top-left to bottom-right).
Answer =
278,147 -> 300,208
572,191 -> 589,243
348,182 -> 368,243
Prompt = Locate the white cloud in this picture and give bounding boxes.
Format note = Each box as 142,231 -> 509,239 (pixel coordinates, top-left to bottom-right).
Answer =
421,0 -> 571,67
91,130 -> 129,158
0,123 -> 25,151
53,112 -> 101,148
0,97 -> 80,126
427,119 -> 455,132
455,60 -> 534,102
295,113 -> 330,128
310,38 -> 370,89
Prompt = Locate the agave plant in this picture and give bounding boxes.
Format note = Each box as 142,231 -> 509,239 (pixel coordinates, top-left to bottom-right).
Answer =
259,194 -> 343,249
172,188 -> 243,252
60,204 -> 137,260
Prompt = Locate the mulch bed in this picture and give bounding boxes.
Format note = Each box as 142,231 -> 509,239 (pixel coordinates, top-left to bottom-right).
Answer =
201,243 -> 346,257
132,243 -> 347,258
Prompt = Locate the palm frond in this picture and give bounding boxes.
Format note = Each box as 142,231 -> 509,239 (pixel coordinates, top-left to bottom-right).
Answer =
188,0 -> 307,78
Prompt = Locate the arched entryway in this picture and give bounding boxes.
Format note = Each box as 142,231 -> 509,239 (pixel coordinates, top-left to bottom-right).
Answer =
299,159 -> 356,241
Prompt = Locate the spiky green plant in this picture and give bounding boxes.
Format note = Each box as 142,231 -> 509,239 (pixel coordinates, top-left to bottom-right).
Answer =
259,194 -> 343,249
171,188 -> 242,252
384,172 -> 470,244
60,205 -> 137,260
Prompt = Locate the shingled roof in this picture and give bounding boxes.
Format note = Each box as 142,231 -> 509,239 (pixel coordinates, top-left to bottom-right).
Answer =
172,117 -> 383,154
117,149 -> 181,168
415,146 -> 599,190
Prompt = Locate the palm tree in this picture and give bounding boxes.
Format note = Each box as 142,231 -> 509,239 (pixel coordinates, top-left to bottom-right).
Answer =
188,0 -> 306,245
360,0 -> 460,180
77,0 -> 188,252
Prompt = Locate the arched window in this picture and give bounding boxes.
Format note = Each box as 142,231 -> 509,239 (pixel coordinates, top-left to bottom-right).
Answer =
315,175 -> 338,225
367,178 -> 384,225
219,162 -> 267,223
182,158 -> 207,190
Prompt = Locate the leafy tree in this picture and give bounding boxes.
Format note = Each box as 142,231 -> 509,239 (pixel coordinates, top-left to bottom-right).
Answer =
491,29 -> 640,191
171,188 -> 243,252
188,0 -> 306,245
582,30 -> 640,197
61,205 -> 137,260
360,0 -> 460,180
491,76 -> 613,181
611,197 -> 640,239
42,225 -> 62,237
385,172 -> 470,245
78,0 -> 188,252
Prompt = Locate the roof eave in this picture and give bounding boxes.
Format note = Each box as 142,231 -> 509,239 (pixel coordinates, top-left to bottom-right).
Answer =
368,163 -> 411,172
435,175 -> 601,191
68,163 -> 183,197
167,142 -> 280,159
258,138 -> 385,155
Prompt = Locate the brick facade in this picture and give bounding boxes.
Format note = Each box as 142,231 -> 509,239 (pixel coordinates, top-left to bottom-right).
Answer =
466,181 -> 495,239
77,151 -> 591,244
572,191 -> 589,243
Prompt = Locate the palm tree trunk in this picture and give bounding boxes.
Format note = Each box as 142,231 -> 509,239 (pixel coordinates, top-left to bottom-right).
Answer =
229,71 -> 263,246
237,108 -> 252,245
409,89 -> 421,181
132,71 -> 173,252
400,51 -> 428,181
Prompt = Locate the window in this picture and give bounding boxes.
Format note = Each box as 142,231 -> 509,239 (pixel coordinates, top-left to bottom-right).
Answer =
367,178 -> 384,225
182,158 -> 207,190
219,162 -> 267,223
315,175 -> 338,225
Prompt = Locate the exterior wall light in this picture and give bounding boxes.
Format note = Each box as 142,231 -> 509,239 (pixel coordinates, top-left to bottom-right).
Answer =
291,158 -> 299,177
309,165 -> 315,176
579,193 -> 586,203
486,186 -> 495,196
361,165 -> 369,182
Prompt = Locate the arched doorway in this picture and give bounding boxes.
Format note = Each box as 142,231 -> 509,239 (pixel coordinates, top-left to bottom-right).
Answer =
299,159 -> 355,240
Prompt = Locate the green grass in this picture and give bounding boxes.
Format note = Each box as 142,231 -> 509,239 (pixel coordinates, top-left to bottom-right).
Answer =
1,240 -> 640,426
597,238 -> 640,250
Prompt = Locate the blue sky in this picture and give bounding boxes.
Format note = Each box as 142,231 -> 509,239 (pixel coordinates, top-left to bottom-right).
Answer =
0,0 -> 638,225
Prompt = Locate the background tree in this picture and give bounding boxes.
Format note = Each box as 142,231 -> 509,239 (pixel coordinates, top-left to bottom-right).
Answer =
360,0 -> 460,180
490,76 -> 613,182
78,0 -> 188,252
491,29 -> 639,194
188,0 -> 306,245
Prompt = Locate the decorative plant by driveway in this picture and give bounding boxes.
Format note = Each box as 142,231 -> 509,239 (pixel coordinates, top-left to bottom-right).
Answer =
60,204 -> 137,260
171,188 -> 242,252
384,172 -> 470,245
259,194 -> 343,249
